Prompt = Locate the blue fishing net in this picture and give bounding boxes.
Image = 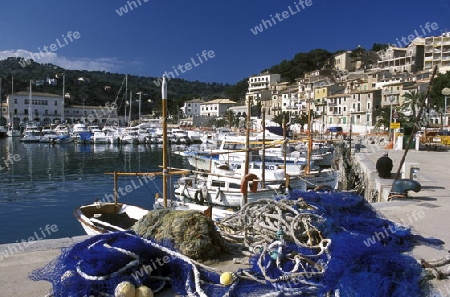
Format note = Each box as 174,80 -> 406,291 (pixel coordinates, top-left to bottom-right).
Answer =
30,190 -> 441,296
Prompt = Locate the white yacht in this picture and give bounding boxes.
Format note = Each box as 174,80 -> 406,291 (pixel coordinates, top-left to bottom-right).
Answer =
20,122 -> 41,142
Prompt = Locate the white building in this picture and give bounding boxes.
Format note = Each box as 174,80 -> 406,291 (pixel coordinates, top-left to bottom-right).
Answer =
5,92 -> 64,126
180,98 -> 204,117
246,72 -> 281,118
200,99 -> 236,117
424,32 -> 450,73
4,91 -> 118,126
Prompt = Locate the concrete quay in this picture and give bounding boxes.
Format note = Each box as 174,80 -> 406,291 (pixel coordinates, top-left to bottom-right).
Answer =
354,141 -> 450,295
2,142 -> 450,296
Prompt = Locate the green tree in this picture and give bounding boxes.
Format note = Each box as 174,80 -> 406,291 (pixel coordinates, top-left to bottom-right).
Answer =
430,71 -> 450,110
290,112 -> 309,128
225,109 -> 235,129
374,106 -> 392,131
401,90 -> 424,121
272,112 -> 290,127
371,43 -> 389,52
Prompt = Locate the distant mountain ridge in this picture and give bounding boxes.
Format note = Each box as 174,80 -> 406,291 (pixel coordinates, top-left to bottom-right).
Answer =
0,57 -> 230,116
0,45 -> 385,115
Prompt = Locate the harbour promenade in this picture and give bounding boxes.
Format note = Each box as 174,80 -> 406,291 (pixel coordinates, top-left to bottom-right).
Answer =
1,141 -> 450,296
356,140 -> 450,295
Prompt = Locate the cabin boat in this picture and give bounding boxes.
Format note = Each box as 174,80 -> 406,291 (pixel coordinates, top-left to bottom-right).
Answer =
20,122 -> 41,142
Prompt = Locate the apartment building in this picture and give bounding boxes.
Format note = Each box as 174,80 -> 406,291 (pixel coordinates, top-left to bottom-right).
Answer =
347,89 -> 382,134
180,98 -> 204,118
246,72 -> 281,117
6,92 -> 64,126
333,51 -> 356,72
200,99 -> 236,117
377,38 -> 425,74
424,32 -> 450,73
327,93 -> 351,126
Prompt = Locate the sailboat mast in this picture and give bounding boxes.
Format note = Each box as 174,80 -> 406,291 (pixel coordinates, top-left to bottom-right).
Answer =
29,80 -> 32,120
261,107 -> 266,188
10,76 -> 13,127
306,97 -> 312,174
0,78 -> 2,124
129,90 -> 132,125
125,74 -> 128,124
161,75 -> 168,207
62,75 -> 65,122
243,97 -> 251,205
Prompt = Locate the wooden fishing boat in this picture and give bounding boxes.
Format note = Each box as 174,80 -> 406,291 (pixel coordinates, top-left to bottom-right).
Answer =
74,202 -> 150,235
74,76 -> 235,235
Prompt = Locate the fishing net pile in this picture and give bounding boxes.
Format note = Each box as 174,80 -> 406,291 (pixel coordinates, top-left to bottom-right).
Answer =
131,208 -> 227,261
30,190 -> 443,296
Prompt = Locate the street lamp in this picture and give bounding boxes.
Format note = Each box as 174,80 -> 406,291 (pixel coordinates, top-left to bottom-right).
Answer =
136,91 -> 142,123
349,108 -> 355,155
442,87 -> 450,128
389,95 -> 395,140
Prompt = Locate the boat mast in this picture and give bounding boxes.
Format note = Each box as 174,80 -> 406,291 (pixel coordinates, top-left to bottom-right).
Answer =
62,74 -> 65,123
243,96 -> 251,205
261,107 -> 266,188
306,96 -> 312,174
10,76 -> 13,128
125,74 -> 128,125
29,80 -> 32,121
129,89 -> 132,126
0,78 -> 2,126
161,75 -> 168,207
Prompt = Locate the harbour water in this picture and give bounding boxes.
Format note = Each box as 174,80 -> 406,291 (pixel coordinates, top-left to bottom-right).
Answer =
0,137 -> 190,244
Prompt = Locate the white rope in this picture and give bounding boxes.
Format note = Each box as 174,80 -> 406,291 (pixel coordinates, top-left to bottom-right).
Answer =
76,238 -> 142,281
215,198 -> 331,291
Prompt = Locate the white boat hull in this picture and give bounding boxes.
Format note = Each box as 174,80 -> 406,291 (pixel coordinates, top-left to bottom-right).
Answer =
74,203 -> 150,235
174,184 -> 279,208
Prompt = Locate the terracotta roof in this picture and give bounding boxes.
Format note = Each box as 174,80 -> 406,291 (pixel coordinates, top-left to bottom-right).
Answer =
202,99 -> 237,104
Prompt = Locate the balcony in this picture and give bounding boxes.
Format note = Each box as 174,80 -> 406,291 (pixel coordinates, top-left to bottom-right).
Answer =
382,88 -> 401,96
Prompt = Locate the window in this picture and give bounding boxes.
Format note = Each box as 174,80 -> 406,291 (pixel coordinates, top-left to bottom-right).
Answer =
54,101 -> 58,106
24,109 -> 28,115
45,110 -> 48,115
54,110 -> 57,115
14,99 -> 17,104
14,109 -> 17,115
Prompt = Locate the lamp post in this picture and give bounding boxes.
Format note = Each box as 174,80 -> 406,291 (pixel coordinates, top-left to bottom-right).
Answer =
442,88 -> 450,128
389,95 -> 395,140
136,91 -> 142,123
349,108 -> 354,155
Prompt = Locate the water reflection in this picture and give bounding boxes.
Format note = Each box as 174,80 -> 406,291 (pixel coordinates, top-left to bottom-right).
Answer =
0,138 -> 189,243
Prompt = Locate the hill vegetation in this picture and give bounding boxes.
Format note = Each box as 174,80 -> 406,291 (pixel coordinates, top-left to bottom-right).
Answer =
0,45 -> 387,117
0,57 -> 230,117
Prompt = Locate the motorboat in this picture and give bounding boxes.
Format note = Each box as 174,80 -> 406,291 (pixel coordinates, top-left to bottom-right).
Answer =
20,122 -> 41,142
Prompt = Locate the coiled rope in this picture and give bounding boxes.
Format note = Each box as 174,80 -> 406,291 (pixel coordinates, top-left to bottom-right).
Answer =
216,198 -> 331,289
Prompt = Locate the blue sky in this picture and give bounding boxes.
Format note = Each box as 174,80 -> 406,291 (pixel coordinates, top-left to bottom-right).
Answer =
0,0 -> 449,84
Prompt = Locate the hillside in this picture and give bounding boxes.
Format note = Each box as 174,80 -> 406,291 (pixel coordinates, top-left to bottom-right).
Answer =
0,57 -> 231,117
0,45 -> 386,117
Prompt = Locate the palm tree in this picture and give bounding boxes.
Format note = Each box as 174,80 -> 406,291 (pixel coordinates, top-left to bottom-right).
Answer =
374,106 -> 392,131
401,90 -> 424,121
225,109 -> 235,129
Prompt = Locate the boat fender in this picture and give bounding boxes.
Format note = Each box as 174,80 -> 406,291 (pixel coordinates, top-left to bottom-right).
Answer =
240,173 -> 259,194
194,190 -> 205,205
